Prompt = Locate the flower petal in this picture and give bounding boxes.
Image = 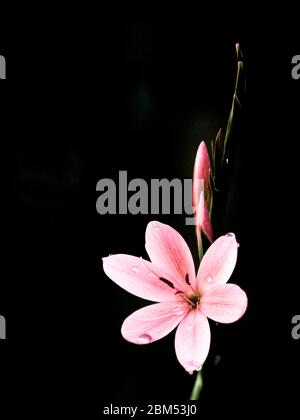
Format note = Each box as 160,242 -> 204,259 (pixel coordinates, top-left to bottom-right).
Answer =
103,254 -> 181,302
192,141 -> 210,204
195,191 -> 213,243
193,142 -> 213,243
197,233 -> 238,293
145,221 -> 196,291
121,302 -> 189,344
200,283 -> 248,323
175,309 -> 211,374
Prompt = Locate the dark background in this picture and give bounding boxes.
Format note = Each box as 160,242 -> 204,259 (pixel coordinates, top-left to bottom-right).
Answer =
0,6 -> 299,418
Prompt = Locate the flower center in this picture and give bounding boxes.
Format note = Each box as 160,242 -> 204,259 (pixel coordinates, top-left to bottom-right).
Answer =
188,294 -> 200,309
155,269 -> 200,309
175,290 -> 200,308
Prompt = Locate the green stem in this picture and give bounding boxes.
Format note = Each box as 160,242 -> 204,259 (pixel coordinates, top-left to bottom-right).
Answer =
221,44 -> 244,164
190,242 -> 204,401
189,370 -> 203,400
197,232 -> 203,261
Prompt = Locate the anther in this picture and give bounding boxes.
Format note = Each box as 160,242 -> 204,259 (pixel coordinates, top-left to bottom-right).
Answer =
159,277 -> 175,289
185,274 -> 191,285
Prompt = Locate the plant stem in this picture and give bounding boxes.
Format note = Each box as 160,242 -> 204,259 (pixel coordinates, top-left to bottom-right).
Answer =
222,45 -> 244,164
189,370 -> 203,400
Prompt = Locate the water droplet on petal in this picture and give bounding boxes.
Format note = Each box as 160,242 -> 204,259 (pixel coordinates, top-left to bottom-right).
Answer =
237,242 -> 240,248
109,254 -> 113,256
136,334 -> 152,344
206,276 -> 213,283
225,232 -> 235,238
131,266 -> 139,273
185,360 -> 202,374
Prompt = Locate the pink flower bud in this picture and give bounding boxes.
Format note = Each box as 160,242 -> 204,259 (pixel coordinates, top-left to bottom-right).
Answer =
192,141 -> 213,243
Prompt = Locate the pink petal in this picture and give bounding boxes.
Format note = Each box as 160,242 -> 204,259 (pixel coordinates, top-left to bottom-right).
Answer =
192,141 -> 210,208
199,283 -> 248,323
103,254 -> 181,302
197,233 -> 238,294
121,302 -> 189,344
175,309 -> 211,374
145,221 -> 196,291
195,191 -> 213,243
192,142 -> 213,244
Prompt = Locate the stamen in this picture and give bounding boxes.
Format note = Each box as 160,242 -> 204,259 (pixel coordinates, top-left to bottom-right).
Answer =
185,273 -> 197,295
159,277 -> 175,289
174,292 -> 197,307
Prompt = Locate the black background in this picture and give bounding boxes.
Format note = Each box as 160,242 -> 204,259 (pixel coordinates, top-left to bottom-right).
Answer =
1,5 -> 299,418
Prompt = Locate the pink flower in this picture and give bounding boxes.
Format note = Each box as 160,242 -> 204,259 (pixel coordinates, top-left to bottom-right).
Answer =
192,141 -> 213,243
102,221 -> 247,374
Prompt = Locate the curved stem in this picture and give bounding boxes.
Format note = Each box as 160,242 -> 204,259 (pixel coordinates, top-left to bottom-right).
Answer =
189,370 -> 203,400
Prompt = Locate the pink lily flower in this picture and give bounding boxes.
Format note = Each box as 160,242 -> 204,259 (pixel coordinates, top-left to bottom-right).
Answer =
193,141 -> 213,243
102,221 -> 247,374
